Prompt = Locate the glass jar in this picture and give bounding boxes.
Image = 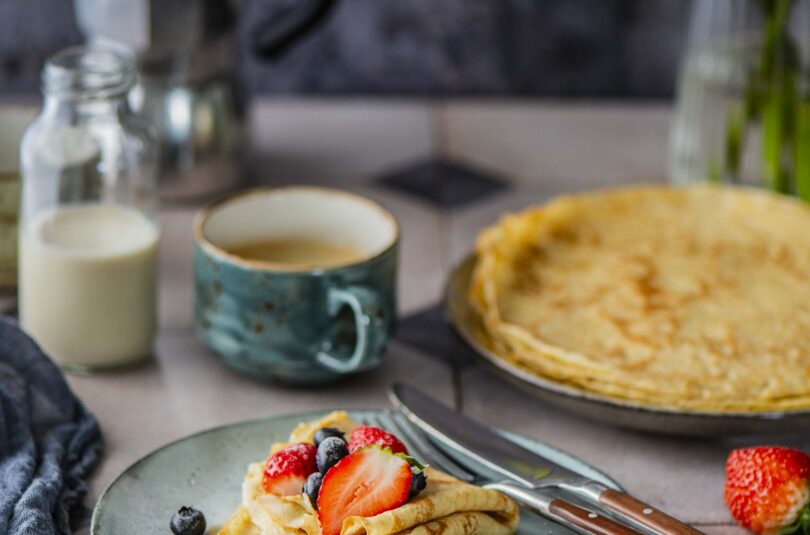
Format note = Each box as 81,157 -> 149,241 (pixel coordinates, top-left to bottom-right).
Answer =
670,0 -> 810,196
0,108 -> 36,294
19,45 -> 159,372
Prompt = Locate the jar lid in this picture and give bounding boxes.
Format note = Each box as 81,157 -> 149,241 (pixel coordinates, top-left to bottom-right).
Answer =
43,45 -> 136,99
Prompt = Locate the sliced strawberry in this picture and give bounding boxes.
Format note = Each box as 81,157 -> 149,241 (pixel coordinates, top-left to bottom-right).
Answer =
348,425 -> 408,455
262,443 -> 318,496
317,447 -> 412,535
724,446 -> 810,535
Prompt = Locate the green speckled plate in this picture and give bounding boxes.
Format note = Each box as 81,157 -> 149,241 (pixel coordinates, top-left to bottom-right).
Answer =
91,409 -> 621,535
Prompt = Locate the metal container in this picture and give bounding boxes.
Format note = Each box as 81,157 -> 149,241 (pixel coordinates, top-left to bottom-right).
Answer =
74,0 -> 337,202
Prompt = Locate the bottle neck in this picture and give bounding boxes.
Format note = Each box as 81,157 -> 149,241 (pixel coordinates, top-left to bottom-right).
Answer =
40,45 -> 137,121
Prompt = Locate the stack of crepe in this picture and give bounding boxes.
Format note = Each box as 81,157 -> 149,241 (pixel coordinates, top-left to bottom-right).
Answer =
218,411 -> 519,535
470,185 -> 810,412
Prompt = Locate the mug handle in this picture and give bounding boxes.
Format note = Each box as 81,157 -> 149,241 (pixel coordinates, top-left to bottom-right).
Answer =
316,285 -> 387,374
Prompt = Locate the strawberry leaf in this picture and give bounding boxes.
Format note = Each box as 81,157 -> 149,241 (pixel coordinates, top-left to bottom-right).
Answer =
779,504 -> 810,535
395,453 -> 428,474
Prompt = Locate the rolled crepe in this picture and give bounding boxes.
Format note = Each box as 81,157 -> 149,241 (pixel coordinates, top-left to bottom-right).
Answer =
218,412 -> 519,535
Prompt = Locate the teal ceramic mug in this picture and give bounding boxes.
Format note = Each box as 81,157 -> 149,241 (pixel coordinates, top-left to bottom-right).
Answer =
193,187 -> 398,383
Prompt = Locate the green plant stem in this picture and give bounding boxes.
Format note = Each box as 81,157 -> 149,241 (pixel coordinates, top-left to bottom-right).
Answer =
762,79 -> 790,192
719,0 -> 802,194
724,104 -> 745,182
758,0 -> 797,193
796,99 -> 810,201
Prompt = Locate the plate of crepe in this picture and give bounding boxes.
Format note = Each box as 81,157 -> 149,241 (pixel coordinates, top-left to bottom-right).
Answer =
447,185 -> 810,435
90,410 -> 621,535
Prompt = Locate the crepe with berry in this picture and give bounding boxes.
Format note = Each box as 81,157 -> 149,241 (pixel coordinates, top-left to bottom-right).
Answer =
218,411 -> 520,535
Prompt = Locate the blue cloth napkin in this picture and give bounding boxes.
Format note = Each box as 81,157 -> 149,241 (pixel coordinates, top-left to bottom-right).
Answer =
0,317 -> 102,535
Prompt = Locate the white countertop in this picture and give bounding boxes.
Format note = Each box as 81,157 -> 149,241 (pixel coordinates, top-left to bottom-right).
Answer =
64,99 -> 784,534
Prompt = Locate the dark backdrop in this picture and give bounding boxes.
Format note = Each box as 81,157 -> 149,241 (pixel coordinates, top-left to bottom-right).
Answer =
0,0 -> 690,98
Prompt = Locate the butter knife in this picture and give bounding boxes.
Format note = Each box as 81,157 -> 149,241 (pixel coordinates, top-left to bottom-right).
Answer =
390,383 -> 704,535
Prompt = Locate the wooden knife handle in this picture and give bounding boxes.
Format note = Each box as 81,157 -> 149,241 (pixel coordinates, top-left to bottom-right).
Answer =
599,489 -> 704,535
549,499 -> 641,535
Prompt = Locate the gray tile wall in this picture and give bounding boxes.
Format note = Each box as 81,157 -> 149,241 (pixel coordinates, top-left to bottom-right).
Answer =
0,0 -> 690,98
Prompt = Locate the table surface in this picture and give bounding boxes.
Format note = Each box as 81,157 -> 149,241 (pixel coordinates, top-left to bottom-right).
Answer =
59,99 -> 800,535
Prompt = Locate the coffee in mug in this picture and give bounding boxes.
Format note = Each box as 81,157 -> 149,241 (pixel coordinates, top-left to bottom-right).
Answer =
224,238 -> 365,269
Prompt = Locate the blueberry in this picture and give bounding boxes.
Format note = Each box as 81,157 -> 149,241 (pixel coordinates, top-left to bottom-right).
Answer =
409,471 -> 427,498
313,427 -> 345,447
303,472 -> 323,509
170,506 -> 206,535
316,436 -> 349,473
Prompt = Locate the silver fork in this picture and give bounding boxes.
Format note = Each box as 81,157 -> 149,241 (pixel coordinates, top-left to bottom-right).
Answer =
362,410 -> 641,535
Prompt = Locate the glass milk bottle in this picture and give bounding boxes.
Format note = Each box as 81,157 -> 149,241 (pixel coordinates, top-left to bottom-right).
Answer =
19,45 -> 159,372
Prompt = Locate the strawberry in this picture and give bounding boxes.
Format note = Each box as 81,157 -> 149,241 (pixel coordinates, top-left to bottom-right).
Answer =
348,425 -> 408,455
262,443 -> 318,496
316,447 -> 412,535
724,446 -> 810,535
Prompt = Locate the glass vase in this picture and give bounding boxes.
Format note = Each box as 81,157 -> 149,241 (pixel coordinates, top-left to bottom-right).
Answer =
670,0 -> 810,198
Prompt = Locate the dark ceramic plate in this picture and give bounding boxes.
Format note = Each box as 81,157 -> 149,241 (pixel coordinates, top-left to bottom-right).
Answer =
446,255 -> 810,436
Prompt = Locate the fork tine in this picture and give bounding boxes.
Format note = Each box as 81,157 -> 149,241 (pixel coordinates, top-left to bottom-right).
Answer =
375,410 -> 477,483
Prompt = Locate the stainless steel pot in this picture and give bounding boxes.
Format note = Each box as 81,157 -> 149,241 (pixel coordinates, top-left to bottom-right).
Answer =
74,0 -> 337,201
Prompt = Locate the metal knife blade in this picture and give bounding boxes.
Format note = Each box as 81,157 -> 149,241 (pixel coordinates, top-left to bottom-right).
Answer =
391,383 -> 704,535
389,382 -> 585,489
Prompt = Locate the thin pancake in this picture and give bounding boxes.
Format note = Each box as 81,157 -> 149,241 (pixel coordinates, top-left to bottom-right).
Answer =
471,185 -> 810,412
